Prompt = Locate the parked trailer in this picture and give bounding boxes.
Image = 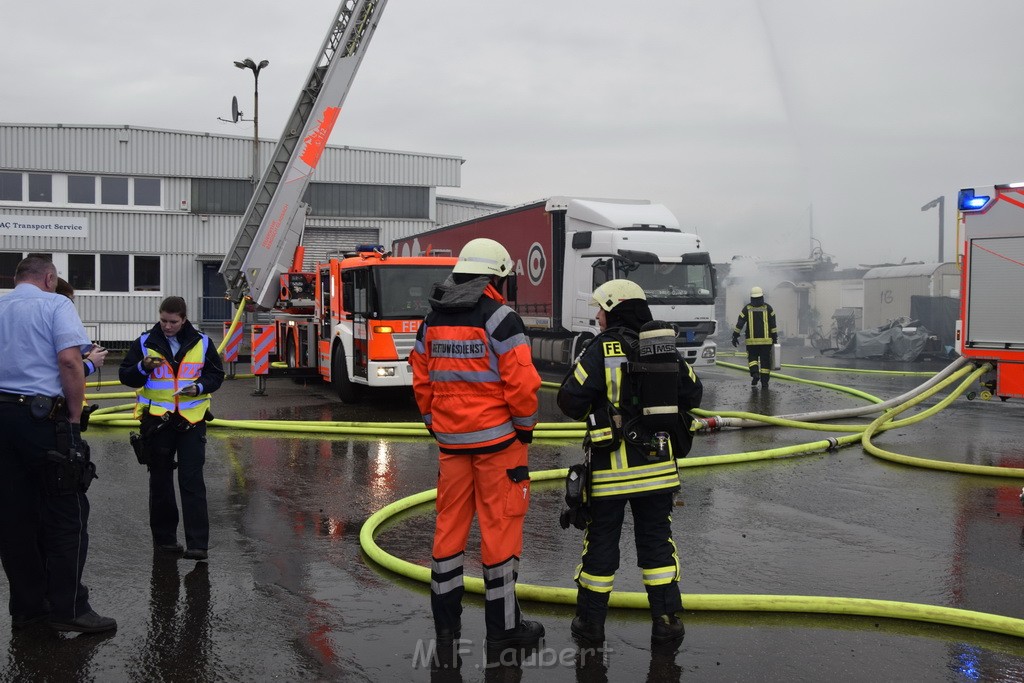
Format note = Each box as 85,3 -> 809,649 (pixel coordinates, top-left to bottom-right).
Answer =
394,197 -> 718,367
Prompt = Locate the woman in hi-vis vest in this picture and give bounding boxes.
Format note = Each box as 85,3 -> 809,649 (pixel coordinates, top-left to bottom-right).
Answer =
119,296 -> 224,561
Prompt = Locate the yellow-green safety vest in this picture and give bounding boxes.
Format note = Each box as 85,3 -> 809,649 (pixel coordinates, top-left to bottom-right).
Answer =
133,333 -> 212,424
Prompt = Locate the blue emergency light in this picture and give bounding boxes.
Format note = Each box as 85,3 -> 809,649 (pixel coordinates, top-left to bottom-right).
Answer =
958,188 -> 992,212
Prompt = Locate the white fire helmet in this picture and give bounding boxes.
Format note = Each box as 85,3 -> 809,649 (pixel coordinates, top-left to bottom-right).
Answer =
452,238 -> 514,277
590,279 -> 646,312
750,286 -> 764,298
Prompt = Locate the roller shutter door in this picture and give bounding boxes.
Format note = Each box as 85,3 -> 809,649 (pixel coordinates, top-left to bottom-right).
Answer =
300,227 -> 380,270
967,236 -> 1024,346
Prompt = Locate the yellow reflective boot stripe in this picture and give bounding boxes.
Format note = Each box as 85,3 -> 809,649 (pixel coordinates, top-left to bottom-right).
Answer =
578,570 -> 615,593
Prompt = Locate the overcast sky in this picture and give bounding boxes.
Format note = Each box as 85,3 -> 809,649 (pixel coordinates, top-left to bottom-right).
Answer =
6,0 -> 1024,268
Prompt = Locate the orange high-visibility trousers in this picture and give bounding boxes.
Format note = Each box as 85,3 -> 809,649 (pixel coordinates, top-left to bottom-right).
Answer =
433,440 -> 530,564
431,440 -> 530,635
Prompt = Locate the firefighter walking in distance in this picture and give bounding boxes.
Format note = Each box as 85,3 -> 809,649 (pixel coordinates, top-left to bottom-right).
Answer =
410,238 -> 545,662
557,279 -> 703,647
732,286 -> 778,389
119,296 -> 224,561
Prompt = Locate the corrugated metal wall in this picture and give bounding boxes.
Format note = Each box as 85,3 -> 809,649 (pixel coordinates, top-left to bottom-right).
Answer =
0,124 -> 472,342
0,124 -> 463,187
436,196 -> 506,226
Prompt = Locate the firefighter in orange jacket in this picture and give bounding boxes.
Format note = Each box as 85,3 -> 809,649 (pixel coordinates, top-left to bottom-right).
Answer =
410,238 -> 545,660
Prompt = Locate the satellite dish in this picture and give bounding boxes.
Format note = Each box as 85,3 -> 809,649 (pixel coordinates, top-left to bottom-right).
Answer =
231,96 -> 241,123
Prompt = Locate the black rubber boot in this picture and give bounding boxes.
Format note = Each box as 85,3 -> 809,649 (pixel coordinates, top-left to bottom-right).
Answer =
570,615 -> 605,643
573,587 -> 609,644
651,613 -> 685,645
485,619 -> 545,660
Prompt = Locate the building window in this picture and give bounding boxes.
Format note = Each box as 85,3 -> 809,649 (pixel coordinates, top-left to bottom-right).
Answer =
68,254 -> 97,290
305,183 -> 430,219
0,252 -> 22,288
68,175 -> 96,204
134,255 -> 161,291
101,177 -> 129,206
0,173 -> 21,201
191,178 -> 253,214
28,174 -> 52,202
134,178 -> 161,207
100,254 -> 129,292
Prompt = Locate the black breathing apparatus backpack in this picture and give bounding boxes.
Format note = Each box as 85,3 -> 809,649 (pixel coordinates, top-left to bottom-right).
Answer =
584,320 -> 683,460
630,320 -> 682,431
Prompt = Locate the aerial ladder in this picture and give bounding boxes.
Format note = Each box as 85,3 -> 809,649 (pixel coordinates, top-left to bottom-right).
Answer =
220,0 -> 390,310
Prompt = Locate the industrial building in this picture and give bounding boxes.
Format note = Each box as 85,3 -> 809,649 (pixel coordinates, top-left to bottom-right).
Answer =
0,123 -> 501,345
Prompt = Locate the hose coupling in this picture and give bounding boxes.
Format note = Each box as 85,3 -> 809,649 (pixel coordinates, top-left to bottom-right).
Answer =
694,416 -> 722,433
825,437 -> 839,452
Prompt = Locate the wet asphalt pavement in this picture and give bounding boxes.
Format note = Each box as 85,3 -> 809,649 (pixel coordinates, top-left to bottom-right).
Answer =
2,348 -> 1024,682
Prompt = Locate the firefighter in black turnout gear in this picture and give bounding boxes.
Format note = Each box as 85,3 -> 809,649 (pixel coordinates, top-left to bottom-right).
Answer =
557,279 -> 703,648
732,285 -> 778,389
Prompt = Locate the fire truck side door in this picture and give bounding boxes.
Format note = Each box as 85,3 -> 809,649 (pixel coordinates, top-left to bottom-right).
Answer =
347,268 -> 370,379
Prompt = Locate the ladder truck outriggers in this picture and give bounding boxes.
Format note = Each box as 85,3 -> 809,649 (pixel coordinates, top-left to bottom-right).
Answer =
218,0 -> 456,401
956,182 -> 1024,401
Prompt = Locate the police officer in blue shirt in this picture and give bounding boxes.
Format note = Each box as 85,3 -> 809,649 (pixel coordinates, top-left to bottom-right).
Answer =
0,255 -> 116,633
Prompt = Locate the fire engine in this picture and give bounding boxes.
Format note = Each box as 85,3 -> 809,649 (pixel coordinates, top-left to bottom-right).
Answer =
216,0 -> 456,400
277,247 -> 455,402
955,183 -> 1024,400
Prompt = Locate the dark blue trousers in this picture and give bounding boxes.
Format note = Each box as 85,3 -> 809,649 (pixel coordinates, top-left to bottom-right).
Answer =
145,418 -> 209,551
576,492 -> 682,623
0,403 -> 92,622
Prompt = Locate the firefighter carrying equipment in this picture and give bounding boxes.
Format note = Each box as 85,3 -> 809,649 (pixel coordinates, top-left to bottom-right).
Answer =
557,324 -> 703,501
733,300 -> 778,347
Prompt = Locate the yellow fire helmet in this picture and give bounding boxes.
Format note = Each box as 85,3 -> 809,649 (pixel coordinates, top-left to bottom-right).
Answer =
590,279 -> 646,312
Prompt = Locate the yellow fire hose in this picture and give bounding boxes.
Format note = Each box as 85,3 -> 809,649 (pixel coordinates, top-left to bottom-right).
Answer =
82,354 -> 1024,638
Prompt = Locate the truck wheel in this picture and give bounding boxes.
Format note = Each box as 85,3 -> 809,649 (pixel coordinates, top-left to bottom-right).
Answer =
286,334 -> 308,384
332,346 -> 358,403
286,334 -> 299,368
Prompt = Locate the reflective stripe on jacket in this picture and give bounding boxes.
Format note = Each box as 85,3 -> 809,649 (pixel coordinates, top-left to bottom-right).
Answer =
557,329 -> 703,500
411,282 -> 540,455
133,332 -> 212,424
733,303 -> 777,345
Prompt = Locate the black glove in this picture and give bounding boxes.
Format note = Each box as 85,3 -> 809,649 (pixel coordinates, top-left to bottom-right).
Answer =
559,505 -> 590,531
771,336 -> 778,345
731,334 -> 739,348
515,429 -> 533,444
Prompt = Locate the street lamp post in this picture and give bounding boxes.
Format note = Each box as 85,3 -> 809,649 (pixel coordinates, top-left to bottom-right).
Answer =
234,58 -> 270,184
921,195 -> 945,263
